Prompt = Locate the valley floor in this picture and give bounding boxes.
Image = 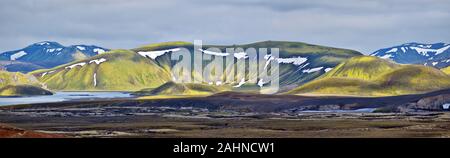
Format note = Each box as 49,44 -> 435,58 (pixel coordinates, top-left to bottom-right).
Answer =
1,105 -> 450,138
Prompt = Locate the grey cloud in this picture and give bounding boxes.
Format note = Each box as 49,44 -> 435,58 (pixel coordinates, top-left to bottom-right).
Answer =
0,0 -> 449,54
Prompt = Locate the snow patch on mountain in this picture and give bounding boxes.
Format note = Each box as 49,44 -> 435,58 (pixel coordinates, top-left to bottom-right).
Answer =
89,58 -> 107,65
138,48 -> 181,59
76,46 -> 86,51
386,48 -> 398,53
233,78 -> 246,88
257,79 -> 265,87
93,73 -> 97,87
93,48 -> 106,54
36,42 -> 50,45
234,52 -> 248,59
302,67 -> 323,73
380,54 -> 393,59
66,62 -> 86,69
199,49 -> 230,56
435,45 -> 450,55
47,49 -> 56,53
277,57 -> 308,65
263,55 -> 308,70
10,51 -> 27,60
41,70 -> 56,77
409,47 -> 434,56
41,72 -> 48,77
401,47 -> 406,52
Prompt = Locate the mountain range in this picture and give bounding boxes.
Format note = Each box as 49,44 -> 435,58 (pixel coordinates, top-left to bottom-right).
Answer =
370,42 -> 450,68
0,41 -> 109,73
31,41 -> 362,92
2,40 -> 450,97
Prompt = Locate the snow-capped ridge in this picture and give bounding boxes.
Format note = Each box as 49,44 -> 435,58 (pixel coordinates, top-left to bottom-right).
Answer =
65,62 -> 86,69
371,42 -> 450,68
138,48 -> 181,59
89,58 -> 107,65
10,51 -> 27,60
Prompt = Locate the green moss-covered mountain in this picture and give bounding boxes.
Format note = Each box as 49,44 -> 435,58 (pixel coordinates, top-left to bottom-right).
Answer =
287,56 -> 450,96
30,49 -> 172,91
0,85 -> 53,96
32,41 -> 362,92
0,70 -> 50,96
322,56 -> 400,81
0,70 -> 39,87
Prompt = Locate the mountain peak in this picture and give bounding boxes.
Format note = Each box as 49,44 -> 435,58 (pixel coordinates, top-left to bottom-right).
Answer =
399,42 -> 448,48
371,42 -> 450,68
0,41 -> 109,73
32,41 -> 63,47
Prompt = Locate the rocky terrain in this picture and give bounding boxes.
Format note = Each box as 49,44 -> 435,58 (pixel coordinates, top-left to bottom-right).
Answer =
0,88 -> 449,138
1,106 -> 450,138
0,123 -> 64,138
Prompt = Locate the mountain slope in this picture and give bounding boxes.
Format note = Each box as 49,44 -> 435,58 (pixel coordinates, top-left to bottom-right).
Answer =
0,70 -> 50,96
442,66 -> 450,74
0,85 -> 53,96
287,56 -> 450,96
0,41 -> 109,73
370,42 -> 450,68
31,49 -> 172,91
322,56 -> 400,81
0,70 -> 39,88
375,65 -> 450,93
133,81 -> 229,96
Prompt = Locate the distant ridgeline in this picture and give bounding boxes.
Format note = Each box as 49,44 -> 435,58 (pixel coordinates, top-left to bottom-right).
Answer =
30,41 -> 362,92
0,41 -> 109,73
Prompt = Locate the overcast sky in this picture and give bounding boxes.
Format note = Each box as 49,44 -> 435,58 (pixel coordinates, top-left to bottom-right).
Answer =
0,0 -> 449,54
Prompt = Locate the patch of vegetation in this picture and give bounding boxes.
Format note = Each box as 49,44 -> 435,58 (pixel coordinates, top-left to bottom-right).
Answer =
133,81 -> 230,96
323,56 -> 399,81
31,49 -> 172,91
0,70 -> 39,88
442,66 -> 450,75
0,85 -> 53,96
288,56 -> 450,96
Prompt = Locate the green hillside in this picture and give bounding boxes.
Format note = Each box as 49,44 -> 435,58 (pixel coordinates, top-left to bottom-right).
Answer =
287,56 -> 450,96
133,81 -> 230,96
375,65 -> 450,93
31,49 -> 172,91
442,66 -> 450,74
0,85 -> 53,96
322,56 -> 399,81
0,70 -> 39,88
